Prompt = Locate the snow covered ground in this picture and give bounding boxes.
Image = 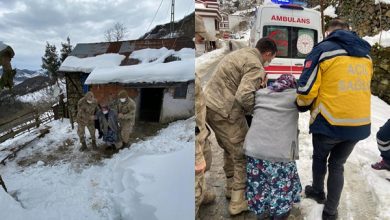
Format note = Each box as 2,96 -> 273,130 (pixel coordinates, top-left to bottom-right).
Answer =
297,96 -> 390,220
0,118 -> 194,220
17,81 -> 66,104
197,44 -> 390,219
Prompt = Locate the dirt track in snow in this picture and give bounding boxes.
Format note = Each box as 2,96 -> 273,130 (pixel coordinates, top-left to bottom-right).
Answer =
198,40 -> 379,220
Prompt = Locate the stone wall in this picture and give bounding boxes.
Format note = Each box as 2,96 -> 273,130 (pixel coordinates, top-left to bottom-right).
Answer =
371,45 -> 390,105
307,0 -> 390,105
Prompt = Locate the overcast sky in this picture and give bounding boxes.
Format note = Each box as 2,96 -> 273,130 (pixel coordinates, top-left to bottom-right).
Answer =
0,0 -> 194,70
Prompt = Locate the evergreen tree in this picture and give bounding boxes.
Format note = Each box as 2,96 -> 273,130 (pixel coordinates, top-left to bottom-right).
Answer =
60,36 -> 73,63
41,42 -> 60,81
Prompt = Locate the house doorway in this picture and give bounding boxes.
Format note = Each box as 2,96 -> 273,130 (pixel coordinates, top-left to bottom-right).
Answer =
139,88 -> 164,122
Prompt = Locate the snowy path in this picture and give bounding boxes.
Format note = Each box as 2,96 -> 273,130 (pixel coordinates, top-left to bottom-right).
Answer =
0,119 -> 194,220
197,44 -> 390,219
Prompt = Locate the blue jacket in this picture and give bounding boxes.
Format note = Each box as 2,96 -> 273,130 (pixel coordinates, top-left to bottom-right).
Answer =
296,30 -> 373,140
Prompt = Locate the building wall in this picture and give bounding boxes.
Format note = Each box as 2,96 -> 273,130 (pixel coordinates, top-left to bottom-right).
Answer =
203,17 -> 219,40
90,84 -> 138,106
228,15 -> 245,32
160,82 -> 195,123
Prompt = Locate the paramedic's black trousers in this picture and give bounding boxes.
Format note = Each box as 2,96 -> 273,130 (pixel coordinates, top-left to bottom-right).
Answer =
311,134 -> 358,215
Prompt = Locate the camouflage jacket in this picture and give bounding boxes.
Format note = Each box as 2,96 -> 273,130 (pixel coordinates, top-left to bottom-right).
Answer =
195,74 -> 208,167
76,96 -> 98,125
204,47 -> 266,119
116,98 -> 136,122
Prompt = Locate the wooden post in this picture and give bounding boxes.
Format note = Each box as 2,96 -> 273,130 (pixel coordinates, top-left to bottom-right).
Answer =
320,0 -> 325,38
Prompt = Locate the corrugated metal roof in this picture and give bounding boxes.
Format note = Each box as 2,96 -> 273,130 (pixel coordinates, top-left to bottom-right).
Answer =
70,43 -> 110,58
70,38 -> 194,59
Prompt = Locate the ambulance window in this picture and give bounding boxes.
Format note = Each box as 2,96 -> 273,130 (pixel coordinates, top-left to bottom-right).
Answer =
263,26 -> 289,57
293,29 -> 316,58
263,26 -> 317,59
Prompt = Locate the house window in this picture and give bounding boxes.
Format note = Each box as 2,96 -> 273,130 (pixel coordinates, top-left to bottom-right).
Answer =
173,84 -> 188,99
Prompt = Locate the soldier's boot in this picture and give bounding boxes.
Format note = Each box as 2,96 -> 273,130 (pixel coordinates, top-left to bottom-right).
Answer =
228,189 -> 248,215
80,141 -> 87,151
225,177 -> 233,199
91,140 -> 97,149
201,190 -> 216,205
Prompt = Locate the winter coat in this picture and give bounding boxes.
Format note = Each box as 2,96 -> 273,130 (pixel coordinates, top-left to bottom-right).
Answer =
0,43 -> 15,89
244,88 -> 299,162
98,109 -> 119,143
117,98 -> 136,124
296,29 -> 373,140
76,93 -> 98,126
204,47 -> 266,119
195,73 -> 208,168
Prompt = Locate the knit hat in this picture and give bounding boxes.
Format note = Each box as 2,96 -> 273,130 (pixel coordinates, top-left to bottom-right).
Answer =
118,90 -> 128,99
268,73 -> 297,92
85,91 -> 95,102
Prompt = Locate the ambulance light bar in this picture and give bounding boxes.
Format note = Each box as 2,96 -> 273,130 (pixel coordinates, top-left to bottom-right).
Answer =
280,4 -> 304,10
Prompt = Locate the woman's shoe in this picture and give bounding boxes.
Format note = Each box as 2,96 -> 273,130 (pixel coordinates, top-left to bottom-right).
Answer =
371,159 -> 390,171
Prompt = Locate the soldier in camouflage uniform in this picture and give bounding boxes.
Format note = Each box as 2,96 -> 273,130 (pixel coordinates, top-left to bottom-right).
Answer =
77,91 -> 98,151
116,90 -> 136,148
195,13 -> 215,217
0,42 -> 16,91
204,38 -> 277,215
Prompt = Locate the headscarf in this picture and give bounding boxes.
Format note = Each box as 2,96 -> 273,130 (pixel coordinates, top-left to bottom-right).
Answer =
268,73 -> 297,92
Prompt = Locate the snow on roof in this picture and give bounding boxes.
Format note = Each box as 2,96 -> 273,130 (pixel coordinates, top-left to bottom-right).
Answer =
85,59 -> 194,84
231,8 -> 256,16
324,5 -> 337,18
375,0 -> 390,4
363,30 -> 390,47
86,47 -> 194,84
58,53 -> 126,73
195,2 -> 205,9
0,41 -> 7,51
130,47 -> 170,63
129,47 -> 194,64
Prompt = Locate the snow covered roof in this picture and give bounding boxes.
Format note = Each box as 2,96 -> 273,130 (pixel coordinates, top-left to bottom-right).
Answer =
58,54 -> 126,73
0,41 -> 7,51
324,5 -> 337,18
195,3 -> 205,9
85,48 -> 195,85
375,0 -> 390,4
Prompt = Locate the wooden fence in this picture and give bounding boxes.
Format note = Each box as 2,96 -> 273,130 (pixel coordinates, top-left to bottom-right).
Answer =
0,109 -> 55,143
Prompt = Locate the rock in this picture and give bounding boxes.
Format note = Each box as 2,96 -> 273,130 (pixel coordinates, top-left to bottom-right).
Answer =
380,79 -> 389,85
37,161 -> 45,166
380,63 -> 389,70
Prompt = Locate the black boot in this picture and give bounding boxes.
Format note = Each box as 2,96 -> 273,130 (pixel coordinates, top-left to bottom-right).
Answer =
322,210 -> 338,220
305,185 -> 326,204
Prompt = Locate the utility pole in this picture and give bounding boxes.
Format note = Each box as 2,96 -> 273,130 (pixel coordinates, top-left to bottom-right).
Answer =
170,0 -> 175,37
320,0 -> 325,38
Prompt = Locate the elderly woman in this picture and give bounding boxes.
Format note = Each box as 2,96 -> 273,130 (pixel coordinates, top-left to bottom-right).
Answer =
98,103 -> 120,150
244,74 -> 302,220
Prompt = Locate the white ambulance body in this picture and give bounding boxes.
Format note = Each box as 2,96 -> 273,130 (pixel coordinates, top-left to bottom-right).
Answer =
249,4 -> 323,80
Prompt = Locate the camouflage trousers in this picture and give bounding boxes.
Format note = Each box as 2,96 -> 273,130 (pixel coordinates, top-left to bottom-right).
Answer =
119,120 -> 134,144
195,171 -> 205,216
195,129 -> 212,216
77,123 -> 96,143
206,108 -> 248,190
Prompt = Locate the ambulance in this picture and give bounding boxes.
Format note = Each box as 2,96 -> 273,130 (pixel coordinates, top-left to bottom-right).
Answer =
249,3 -> 323,81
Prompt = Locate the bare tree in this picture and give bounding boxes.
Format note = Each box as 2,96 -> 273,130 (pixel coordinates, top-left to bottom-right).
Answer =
104,22 -> 128,42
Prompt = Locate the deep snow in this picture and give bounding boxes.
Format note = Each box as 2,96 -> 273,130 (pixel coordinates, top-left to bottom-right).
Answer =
0,118 -> 195,220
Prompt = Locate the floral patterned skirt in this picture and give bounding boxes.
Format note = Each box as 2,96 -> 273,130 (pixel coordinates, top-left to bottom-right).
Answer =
246,156 -> 302,217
